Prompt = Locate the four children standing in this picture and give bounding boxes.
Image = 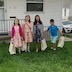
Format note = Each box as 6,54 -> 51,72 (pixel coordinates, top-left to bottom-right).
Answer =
10,15 -> 62,54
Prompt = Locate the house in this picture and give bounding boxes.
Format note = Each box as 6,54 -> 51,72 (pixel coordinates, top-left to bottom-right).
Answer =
63,0 -> 72,20
0,0 -> 63,33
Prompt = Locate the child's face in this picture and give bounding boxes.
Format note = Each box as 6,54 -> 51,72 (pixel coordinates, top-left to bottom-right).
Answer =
36,16 -> 40,22
15,19 -> 18,25
50,22 -> 54,26
25,16 -> 30,22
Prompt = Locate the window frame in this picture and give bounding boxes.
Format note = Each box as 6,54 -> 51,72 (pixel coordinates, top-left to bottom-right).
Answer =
26,0 -> 44,13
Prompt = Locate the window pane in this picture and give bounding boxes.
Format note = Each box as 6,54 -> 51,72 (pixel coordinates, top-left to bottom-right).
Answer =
0,0 -> 4,7
27,0 -> 43,2
27,3 -> 43,11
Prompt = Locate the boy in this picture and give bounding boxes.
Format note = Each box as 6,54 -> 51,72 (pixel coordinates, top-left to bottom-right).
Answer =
46,19 -> 62,50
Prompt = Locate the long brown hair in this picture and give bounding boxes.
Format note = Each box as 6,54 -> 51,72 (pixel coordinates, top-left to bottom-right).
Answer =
25,15 -> 31,23
14,18 -> 20,26
34,15 -> 42,25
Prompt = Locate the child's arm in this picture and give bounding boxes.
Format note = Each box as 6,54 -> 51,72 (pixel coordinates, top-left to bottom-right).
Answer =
21,24 -> 25,40
26,22 -> 33,29
11,26 -> 14,44
45,29 -> 48,32
45,26 -> 50,32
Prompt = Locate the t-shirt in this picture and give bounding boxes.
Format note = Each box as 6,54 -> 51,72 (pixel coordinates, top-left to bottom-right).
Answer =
48,25 -> 59,36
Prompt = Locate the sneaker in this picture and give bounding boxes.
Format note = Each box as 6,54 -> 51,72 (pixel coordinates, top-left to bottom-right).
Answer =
53,48 -> 56,51
51,47 -> 53,50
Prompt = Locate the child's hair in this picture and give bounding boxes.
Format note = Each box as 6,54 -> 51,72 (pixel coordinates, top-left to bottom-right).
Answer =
50,19 -> 54,22
14,18 -> 20,26
34,15 -> 42,25
25,15 -> 31,23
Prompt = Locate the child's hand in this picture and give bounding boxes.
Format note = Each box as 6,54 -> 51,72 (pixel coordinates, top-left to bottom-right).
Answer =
44,30 -> 48,32
61,33 -> 63,36
26,22 -> 29,25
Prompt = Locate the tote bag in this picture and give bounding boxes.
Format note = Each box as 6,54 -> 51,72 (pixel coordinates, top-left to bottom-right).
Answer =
21,41 -> 27,51
41,39 -> 47,51
58,36 -> 65,48
9,43 -> 16,55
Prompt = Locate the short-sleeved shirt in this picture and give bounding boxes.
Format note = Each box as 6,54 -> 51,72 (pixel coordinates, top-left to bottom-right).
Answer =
48,25 -> 59,36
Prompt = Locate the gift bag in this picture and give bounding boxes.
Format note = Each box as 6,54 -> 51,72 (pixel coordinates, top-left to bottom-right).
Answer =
21,41 -> 27,51
58,36 -> 65,48
41,39 -> 47,51
9,43 -> 16,55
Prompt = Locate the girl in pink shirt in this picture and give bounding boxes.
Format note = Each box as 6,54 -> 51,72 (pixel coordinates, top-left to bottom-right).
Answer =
22,15 -> 33,52
11,18 -> 23,53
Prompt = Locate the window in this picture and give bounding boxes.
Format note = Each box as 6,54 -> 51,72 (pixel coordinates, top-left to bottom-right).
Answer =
0,0 -> 4,7
26,0 -> 44,12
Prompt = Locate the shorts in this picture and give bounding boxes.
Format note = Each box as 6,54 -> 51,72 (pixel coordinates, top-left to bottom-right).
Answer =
50,36 -> 58,43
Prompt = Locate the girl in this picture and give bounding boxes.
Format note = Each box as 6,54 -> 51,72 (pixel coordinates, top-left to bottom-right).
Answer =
33,15 -> 44,52
11,18 -> 23,53
22,15 -> 33,52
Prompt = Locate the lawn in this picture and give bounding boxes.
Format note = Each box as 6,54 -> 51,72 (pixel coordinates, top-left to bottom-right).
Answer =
0,41 -> 72,72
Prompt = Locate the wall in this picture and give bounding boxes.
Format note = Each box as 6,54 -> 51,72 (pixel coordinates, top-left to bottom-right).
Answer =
6,0 -> 62,27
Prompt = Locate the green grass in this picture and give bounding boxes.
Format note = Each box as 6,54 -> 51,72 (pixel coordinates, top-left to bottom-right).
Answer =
0,41 -> 72,72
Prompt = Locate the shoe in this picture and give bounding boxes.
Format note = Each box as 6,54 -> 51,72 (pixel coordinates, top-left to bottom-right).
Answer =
53,48 -> 56,51
51,47 -> 53,50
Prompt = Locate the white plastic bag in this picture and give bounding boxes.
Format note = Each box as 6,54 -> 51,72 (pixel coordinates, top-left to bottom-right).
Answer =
21,41 -> 27,51
9,43 -> 16,55
41,39 -> 47,51
58,36 -> 65,48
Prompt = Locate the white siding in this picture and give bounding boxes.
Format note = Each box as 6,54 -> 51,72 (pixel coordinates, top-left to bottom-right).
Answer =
6,0 -> 62,26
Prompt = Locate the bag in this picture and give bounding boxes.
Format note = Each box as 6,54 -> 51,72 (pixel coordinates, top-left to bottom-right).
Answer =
58,36 -> 65,48
9,43 -> 16,55
41,39 -> 47,51
21,41 -> 27,51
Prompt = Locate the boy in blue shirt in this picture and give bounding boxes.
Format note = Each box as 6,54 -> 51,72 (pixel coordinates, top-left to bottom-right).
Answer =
46,19 -> 62,50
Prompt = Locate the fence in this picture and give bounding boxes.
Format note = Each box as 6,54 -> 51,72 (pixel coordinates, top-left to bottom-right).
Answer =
0,19 -> 24,34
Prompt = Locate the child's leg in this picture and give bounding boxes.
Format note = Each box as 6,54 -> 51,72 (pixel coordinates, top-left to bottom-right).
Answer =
51,36 -> 58,50
51,43 -> 53,49
36,42 -> 38,52
18,47 -> 21,53
28,42 -> 30,52
53,43 -> 56,50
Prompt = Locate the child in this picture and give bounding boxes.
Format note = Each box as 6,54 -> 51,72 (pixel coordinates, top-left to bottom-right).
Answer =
33,15 -> 44,52
46,19 -> 62,51
11,18 -> 23,53
22,15 -> 33,52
